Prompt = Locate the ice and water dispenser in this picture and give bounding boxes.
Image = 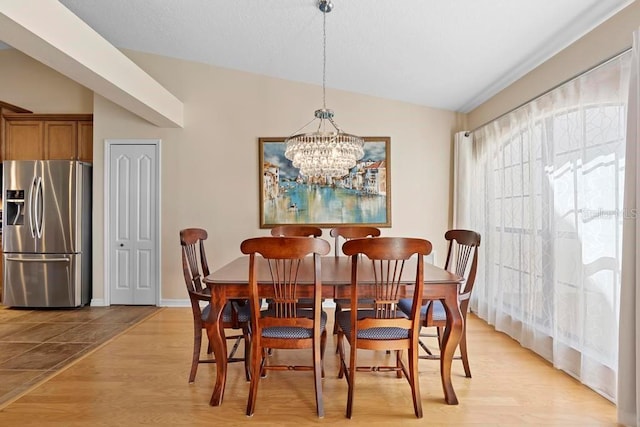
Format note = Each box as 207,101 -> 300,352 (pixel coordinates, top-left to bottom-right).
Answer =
5,189 -> 25,226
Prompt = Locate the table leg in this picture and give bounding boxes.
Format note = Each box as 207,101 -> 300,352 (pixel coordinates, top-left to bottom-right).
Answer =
439,290 -> 463,405
206,287 -> 228,406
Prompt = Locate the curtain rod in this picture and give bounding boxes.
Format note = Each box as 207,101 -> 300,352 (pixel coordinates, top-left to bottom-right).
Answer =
464,46 -> 632,137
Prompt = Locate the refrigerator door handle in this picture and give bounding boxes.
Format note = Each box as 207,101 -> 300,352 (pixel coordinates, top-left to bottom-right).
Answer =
5,256 -> 70,263
35,176 -> 44,238
28,176 -> 37,238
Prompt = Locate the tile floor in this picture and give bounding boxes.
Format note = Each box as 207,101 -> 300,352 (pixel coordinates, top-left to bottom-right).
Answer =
0,305 -> 159,407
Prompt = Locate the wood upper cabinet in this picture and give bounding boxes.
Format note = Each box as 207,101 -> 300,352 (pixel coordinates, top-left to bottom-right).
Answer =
4,119 -> 45,160
77,121 -> 94,162
1,113 -> 93,162
45,121 -> 77,159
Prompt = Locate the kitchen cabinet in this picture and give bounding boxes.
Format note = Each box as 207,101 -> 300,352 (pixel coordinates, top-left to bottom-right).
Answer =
0,102 -> 33,166
45,121 -> 77,160
4,119 -> 44,160
1,113 -> 93,163
77,121 -> 94,162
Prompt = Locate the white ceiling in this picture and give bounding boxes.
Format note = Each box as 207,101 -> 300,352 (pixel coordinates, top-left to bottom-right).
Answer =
3,0 -> 635,112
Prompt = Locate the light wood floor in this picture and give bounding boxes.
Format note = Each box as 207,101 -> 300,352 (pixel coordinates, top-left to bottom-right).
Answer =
0,305 -> 159,407
0,308 -> 618,426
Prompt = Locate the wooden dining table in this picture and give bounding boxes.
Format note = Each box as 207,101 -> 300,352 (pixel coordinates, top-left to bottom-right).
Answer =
203,255 -> 465,406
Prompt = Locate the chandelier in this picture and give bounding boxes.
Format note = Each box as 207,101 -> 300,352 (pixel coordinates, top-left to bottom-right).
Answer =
284,0 -> 364,178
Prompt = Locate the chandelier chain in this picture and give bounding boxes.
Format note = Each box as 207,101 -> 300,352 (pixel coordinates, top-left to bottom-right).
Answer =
322,6 -> 327,111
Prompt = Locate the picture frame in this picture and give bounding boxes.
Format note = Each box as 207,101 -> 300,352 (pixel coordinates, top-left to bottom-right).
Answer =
259,136 -> 391,228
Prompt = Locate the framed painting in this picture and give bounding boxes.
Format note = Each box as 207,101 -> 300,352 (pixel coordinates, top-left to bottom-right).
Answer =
259,136 -> 391,228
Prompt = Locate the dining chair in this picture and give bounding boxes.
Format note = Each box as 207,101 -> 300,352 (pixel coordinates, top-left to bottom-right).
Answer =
398,229 -> 481,377
336,237 -> 432,419
329,226 -> 381,337
180,228 -> 251,382
270,225 -> 323,237
241,236 -> 331,417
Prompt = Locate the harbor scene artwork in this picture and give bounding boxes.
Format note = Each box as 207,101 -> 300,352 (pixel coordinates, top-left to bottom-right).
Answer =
259,137 -> 391,227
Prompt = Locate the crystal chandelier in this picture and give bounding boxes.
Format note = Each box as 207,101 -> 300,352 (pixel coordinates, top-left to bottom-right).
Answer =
284,0 -> 364,178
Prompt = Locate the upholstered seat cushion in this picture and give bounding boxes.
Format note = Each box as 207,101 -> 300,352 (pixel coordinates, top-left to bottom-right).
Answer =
336,310 -> 409,340
260,309 -> 328,339
397,298 -> 446,322
201,300 -> 251,323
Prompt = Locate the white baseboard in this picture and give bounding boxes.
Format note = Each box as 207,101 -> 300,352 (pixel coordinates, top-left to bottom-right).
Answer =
160,299 -> 191,307
90,298 -> 190,307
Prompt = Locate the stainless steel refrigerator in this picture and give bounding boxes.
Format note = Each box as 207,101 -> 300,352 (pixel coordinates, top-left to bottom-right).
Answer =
2,160 -> 92,307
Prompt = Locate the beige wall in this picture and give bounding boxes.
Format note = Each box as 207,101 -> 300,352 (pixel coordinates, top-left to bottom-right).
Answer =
3,0 -> 640,304
468,0 -> 640,130
1,48 -> 459,303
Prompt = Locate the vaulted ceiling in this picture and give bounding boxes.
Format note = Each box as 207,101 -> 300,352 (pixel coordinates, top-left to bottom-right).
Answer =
1,0 -> 635,115
59,0 -> 634,112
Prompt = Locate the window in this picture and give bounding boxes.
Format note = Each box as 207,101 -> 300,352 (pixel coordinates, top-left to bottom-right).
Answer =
468,52 -> 630,400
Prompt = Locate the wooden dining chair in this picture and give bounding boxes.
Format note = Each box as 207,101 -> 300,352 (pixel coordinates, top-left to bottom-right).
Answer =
180,228 -> 251,382
398,229 -> 481,377
241,236 -> 331,418
336,237 -> 432,419
270,225 -> 323,237
330,226 -> 381,336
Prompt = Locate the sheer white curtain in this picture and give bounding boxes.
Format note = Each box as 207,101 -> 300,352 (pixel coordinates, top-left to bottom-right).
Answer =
466,52 -> 631,400
618,30 -> 640,427
453,131 -> 473,229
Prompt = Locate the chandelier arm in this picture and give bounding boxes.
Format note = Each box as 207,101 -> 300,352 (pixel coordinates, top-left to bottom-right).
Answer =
327,116 -> 341,132
286,116 -> 318,139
